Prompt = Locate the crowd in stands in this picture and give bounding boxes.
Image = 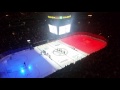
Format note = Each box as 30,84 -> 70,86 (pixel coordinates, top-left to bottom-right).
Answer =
0,12 -> 49,54
46,13 -> 120,78
0,12 -> 120,78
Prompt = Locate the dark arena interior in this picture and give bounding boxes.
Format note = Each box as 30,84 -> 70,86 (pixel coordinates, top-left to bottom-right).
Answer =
0,12 -> 120,78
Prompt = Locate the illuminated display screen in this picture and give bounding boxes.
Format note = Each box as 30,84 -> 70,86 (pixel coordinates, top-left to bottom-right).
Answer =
48,24 -> 71,35
48,15 -> 71,19
59,24 -> 71,35
48,24 -> 57,35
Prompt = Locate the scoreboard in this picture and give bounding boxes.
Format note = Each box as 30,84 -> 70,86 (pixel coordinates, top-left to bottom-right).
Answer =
47,13 -> 72,35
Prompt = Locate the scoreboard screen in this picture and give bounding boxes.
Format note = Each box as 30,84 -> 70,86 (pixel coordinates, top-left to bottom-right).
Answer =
48,24 -> 58,35
47,14 -> 72,35
59,24 -> 71,35
48,24 -> 71,35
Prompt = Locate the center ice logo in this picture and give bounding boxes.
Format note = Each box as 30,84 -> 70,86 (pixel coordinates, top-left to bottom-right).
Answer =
53,48 -> 68,56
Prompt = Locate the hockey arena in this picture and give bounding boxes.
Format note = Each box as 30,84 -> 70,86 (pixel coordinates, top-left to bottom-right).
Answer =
0,32 -> 107,78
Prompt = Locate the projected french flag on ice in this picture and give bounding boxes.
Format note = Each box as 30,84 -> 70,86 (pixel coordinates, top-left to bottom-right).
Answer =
0,32 -> 107,78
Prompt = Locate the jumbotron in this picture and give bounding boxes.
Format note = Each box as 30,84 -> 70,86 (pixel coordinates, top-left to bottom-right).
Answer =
47,12 -> 73,35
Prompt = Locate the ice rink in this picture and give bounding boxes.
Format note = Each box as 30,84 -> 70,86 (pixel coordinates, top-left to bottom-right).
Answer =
34,40 -> 88,70
0,32 -> 107,78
